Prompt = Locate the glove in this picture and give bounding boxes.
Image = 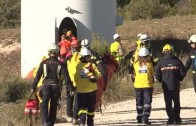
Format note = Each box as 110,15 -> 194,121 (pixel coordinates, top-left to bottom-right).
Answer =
89,76 -> 98,83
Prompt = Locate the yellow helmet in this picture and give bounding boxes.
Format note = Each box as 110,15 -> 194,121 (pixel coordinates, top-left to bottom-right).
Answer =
162,44 -> 174,52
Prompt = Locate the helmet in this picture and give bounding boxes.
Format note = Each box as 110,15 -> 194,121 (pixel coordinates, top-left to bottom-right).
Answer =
81,39 -> 90,47
48,43 -> 59,54
80,47 -> 91,56
138,47 -> 149,57
66,30 -> 72,36
71,40 -> 79,47
188,34 -> 196,43
113,33 -> 120,40
137,33 -> 142,39
139,34 -> 151,43
162,44 -> 174,52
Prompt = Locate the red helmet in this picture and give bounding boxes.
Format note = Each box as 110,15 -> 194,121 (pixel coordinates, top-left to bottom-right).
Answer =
71,40 -> 79,47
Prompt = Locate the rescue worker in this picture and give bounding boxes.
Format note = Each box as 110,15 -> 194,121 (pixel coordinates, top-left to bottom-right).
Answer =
155,44 -> 186,125
110,33 -> 124,63
65,39 -> 81,124
133,47 -> 154,125
74,47 -> 101,126
31,43 -> 71,126
128,34 -> 151,82
81,39 -> 107,84
81,39 -> 108,112
185,34 -> 196,92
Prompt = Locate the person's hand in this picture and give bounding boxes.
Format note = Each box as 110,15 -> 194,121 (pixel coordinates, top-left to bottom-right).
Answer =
129,74 -> 135,82
89,76 -> 97,83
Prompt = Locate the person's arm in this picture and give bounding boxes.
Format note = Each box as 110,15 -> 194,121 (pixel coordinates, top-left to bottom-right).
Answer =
118,44 -> 124,56
31,62 -> 43,92
154,61 -> 162,82
185,56 -> 192,72
179,60 -> 186,81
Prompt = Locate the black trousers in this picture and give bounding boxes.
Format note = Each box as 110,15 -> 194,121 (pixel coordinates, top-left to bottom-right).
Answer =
163,89 -> 181,121
192,74 -> 196,92
40,84 -> 60,125
66,90 -> 78,119
135,88 -> 153,120
78,90 -> 96,126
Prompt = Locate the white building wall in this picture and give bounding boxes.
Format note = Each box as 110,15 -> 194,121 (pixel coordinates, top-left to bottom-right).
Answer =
21,0 -> 117,78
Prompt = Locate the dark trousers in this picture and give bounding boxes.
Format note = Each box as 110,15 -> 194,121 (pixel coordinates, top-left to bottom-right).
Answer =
66,91 -> 78,119
193,74 -> 196,92
135,88 -> 153,120
78,90 -> 96,126
163,89 -> 181,121
40,84 -> 60,126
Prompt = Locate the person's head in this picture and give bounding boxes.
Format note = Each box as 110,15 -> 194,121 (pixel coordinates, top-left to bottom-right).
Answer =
139,34 -> 151,48
188,34 -> 196,49
79,47 -> 91,63
48,43 -> 59,57
66,30 -> 72,37
60,35 -> 66,41
162,44 -> 174,55
71,40 -> 81,51
138,47 -> 151,66
81,39 -> 90,48
113,33 -> 121,42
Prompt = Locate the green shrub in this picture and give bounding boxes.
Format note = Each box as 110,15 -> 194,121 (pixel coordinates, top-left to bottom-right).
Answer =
124,0 -> 173,20
0,0 -> 20,28
0,77 -> 29,103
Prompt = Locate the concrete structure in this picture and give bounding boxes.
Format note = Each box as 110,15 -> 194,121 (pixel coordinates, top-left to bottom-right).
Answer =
21,0 -> 122,78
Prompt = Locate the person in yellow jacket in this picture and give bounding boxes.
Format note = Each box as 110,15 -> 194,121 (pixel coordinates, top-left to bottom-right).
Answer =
110,33 -> 124,63
133,47 -> 154,125
65,39 -> 81,124
73,47 -> 101,126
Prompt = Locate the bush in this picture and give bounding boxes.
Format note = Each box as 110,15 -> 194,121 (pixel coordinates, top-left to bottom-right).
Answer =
0,77 -> 29,103
0,0 -> 20,28
124,0 -> 173,20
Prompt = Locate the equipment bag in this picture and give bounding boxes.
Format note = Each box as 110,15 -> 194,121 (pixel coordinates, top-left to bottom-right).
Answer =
24,93 -> 39,115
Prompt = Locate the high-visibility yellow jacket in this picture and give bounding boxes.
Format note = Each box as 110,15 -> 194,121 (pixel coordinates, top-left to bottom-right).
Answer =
110,41 -> 123,61
73,61 -> 101,93
133,61 -> 154,88
67,52 -> 81,87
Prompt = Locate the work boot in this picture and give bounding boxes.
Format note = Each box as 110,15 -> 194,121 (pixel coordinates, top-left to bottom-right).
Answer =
142,117 -> 151,125
166,119 -> 175,125
137,116 -> 142,123
175,119 -> 182,125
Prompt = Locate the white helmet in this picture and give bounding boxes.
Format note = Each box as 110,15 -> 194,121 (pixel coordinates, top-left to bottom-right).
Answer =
138,47 -> 149,57
137,33 -> 142,39
80,47 -> 91,56
139,34 -> 151,43
113,33 -> 120,40
188,34 -> 196,43
81,39 -> 90,47
48,43 -> 59,53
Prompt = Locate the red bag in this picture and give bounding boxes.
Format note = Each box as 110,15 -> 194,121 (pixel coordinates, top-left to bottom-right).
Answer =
24,99 -> 38,115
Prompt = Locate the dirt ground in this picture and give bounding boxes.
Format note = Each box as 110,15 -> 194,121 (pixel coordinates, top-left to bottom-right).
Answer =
55,88 -> 196,126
